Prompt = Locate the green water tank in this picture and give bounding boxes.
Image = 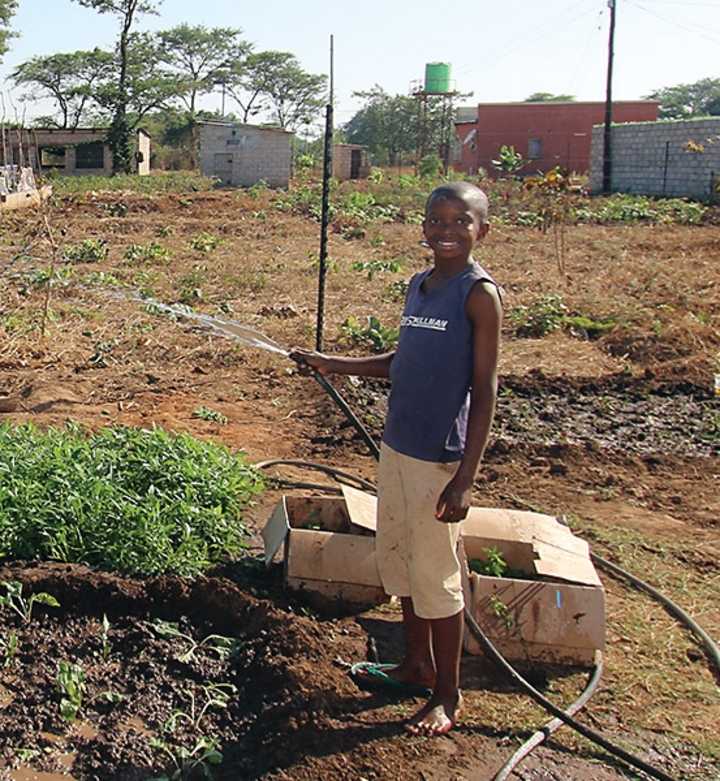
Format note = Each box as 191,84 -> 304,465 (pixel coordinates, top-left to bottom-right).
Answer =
424,62 -> 451,94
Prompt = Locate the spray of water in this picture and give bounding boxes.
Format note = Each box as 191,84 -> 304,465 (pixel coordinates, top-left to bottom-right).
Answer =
104,289 -> 291,357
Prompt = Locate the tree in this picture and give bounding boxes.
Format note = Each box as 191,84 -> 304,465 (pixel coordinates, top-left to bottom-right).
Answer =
525,92 -> 576,102
644,78 -> 720,119
72,0 -> 160,172
0,0 -> 17,60
155,24 -> 251,116
12,50 -> 115,129
344,88 -> 417,165
226,51 -> 325,131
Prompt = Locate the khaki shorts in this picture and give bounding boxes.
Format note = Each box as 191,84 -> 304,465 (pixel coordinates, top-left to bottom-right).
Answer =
376,442 -> 464,620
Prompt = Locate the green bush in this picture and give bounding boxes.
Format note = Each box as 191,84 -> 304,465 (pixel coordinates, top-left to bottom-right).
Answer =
0,423 -> 263,577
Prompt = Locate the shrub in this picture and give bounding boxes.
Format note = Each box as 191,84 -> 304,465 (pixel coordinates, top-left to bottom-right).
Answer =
0,423 -> 263,577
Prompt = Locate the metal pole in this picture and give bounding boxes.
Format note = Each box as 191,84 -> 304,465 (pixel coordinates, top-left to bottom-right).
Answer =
221,81 -> 226,118
316,36 -> 334,352
602,0 -> 616,194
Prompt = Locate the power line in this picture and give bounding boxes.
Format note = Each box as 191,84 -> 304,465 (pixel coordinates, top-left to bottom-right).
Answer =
627,0 -> 720,44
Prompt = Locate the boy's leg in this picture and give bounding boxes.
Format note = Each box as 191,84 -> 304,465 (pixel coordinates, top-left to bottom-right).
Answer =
406,609 -> 463,735
391,597 -> 435,687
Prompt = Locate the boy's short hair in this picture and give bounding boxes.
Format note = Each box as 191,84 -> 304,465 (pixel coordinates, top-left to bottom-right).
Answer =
425,182 -> 489,224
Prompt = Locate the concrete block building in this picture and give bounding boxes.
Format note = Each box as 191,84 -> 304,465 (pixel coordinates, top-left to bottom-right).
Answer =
333,144 -> 370,180
198,122 -> 293,188
455,101 -> 659,176
0,128 -> 151,176
589,118 -> 720,200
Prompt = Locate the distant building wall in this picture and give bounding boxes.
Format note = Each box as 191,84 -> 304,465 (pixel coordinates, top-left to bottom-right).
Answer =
137,130 -> 151,176
455,101 -> 659,176
198,122 -> 293,188
589,118 -> 720,200
333,144 -> 370,181
1,128 -> 151,176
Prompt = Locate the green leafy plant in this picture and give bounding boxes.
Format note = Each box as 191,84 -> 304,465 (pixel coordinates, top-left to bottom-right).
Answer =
150,683 -> 236,779
0,423 -> 264,577
0,581 -> 60,623
189,232 -> 222,254
57,661 -> 85,723
64,238 -> 108,264
341,315 -> 399,353
469,547 -> 508,578
509,294 -> 568,338
418,153 -> 442,179
351,258 -> 403,280
148,620 -> 239,664
489,595 -> 515,630
1,631 -> 18,668
383,279 -> 409,303
192,406 -> 228,426
492,145 -> 526,175
124,242 -> 172,266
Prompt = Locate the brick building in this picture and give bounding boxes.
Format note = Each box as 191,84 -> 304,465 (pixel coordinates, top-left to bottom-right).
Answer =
455,101 -> 659,176
197,122 -> 292,188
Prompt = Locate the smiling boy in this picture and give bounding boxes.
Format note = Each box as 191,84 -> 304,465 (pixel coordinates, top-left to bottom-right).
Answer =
293,181 -> 502,735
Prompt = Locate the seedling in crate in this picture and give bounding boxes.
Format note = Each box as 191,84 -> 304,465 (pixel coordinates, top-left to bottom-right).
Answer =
149,619 -> 239,663
0,581 -> 60,623
57,661 -> 85,723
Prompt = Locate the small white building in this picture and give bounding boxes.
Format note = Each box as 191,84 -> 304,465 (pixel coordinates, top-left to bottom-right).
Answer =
198,121 -> 293,188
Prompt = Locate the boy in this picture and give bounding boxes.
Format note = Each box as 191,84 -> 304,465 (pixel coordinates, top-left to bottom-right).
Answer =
293,181 -> 502,736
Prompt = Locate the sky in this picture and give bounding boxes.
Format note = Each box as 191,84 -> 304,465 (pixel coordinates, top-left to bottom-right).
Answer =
0,0 -> 718,126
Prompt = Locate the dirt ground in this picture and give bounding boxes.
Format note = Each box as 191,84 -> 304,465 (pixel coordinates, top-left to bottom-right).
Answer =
0,186 -> 718,780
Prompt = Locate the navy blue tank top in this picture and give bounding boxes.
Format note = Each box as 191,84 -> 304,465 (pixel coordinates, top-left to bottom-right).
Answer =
382,261 -> 496,463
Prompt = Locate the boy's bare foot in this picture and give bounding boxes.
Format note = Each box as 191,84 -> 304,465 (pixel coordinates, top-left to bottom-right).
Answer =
405,691 -> 463,736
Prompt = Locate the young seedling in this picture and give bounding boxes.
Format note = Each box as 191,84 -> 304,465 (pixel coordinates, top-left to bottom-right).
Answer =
100,614 -> 111,661
57,661 -> 85,723
0,581 -> 60,623
149,683 -> 236,780
1,631 -> 18,668
148,620 -> 239,664
192,406 -> 228,426
150,735 -> 223,781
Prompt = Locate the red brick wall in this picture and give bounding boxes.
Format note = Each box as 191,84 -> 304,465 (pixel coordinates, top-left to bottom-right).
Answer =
455,102 -> 658,176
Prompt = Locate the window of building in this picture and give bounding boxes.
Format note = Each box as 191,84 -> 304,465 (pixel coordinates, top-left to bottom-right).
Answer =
528,138 -> 543,160
40,146 -> 66,168
76,142 -> 105,169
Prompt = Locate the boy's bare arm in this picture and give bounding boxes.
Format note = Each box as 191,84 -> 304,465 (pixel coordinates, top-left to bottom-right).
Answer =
290,349 -> 395,379
436,282 -> 502,523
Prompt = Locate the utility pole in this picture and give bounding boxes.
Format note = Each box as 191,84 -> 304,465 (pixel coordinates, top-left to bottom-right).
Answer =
316,35 -> 334,351
602,0 -> 617,194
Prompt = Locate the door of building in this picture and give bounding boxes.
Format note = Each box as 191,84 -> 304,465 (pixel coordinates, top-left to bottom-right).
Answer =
350,149 -> 362,179
214,153 -> 234,185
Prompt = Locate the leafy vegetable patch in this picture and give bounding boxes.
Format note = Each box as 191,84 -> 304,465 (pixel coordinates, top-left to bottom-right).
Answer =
0,423 -> 263,576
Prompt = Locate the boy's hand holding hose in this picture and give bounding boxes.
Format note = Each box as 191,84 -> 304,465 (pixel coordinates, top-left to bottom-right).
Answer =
289,348 -> 334,376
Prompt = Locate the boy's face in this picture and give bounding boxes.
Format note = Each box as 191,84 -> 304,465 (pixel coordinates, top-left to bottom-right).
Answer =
422,195 -> 489,263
